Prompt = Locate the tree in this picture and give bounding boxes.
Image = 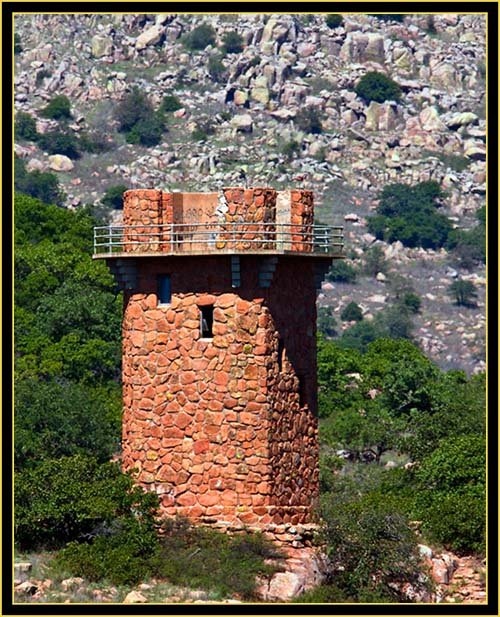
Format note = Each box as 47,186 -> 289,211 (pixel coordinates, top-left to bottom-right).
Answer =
115,87 -> 154,133
317,306 -> 338,338
363,245 -> 388,277
222,30 -> 244,54
341,302 -> 363,322
160,94 -> 182,112
15,112 -> 38,141
325,14 -> 343,28
354,71 -> 402,104
326,260 -> 357,283
447,279 -> 478,307
183,23 -> 216,50
125,113 -> 166,146
101,185 -> 128,209
37,130 -> 81,159
295,105 -> 323,134
40,94 -> 72,120
14,159 -> 66,206
207,55 -> 227,83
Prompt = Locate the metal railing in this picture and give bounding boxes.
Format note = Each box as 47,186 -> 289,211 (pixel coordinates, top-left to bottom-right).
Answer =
93,222 -> 344,256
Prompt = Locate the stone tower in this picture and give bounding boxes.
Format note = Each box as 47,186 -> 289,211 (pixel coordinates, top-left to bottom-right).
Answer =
94,187 -> 343,539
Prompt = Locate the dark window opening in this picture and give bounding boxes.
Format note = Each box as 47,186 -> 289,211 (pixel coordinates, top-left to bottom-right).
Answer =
200,305 -> 214,338
158,274 -> 171,305
298,374 -> 307,408
277,337 -> 285,372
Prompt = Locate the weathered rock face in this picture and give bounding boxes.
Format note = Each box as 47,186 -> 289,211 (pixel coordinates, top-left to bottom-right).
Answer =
120,189 -> 321,532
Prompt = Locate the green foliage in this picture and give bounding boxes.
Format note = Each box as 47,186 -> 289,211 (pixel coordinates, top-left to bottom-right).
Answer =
15,455 -> 159,551
15,112 -> 38,141
40,94 -> 72,120
362,244 -> 388,277
338,319 -> 382,353
101,185 -> 128,209
341,301 -> 363,322
207,55 -> 227,83
14,32 -> 23,54
222,30 -> 244,53
14,158 -> 66,206
115,87 -> 152,132
125,113 -> 165,146
368,181 -> 453,249
354,71 -> 402,104
447,209 -> 486,268
155,519 -> 284,600
447,278 -> 478,307
415,435 -> 486,553
325,260 -> 357,283
183,23 -> 217,51
325,14 -> 343,29
78,131 -> 113,154
315,493 -> 428,602
160,94 -> 182,112
370,14 -> 406,22
37,130 -> 81,159
14,377 -> 121,471
400,292 -> 422,314
281,140 -> 301,161
317,306 -> 338,338
294,105 -> 323,134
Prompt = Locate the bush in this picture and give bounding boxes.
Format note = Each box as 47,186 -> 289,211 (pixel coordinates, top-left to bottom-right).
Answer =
317,306 -> 338,338
15,112 -> 38,141
101,185 -> 128,209
415,434 -> 486,553
325,14 -> 343,29
37,130 -> 81,159
115,87 -> 154,133
281,140 -> 301,161
125,113 -> 165,147
14,158 -> 66,206
295,105 -> 323,134
338,320 -> 382,353
222,30 -> 244,54
183,23 -> 216,51
78,131 -> 113,154
447,279 -> 478,307
341,301 -> 363,322
207,55 -> 227,83
14,377 -> 121,471
316,493 -> 429,602
400,292 -> 422,314
160,94 -> 182,112
355,71 -> 402,104
14,32 -> 23,54
14,455 -> 159,551
40,94 -> 72,120
363,245 -> 388,277
326,260 -> 357,283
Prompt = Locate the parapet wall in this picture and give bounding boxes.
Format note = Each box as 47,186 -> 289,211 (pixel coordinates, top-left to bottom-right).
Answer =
121,188 -> 315,253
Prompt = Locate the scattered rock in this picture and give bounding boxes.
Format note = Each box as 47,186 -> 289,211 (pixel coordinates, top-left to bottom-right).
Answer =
123,590 -> 148,603
48,154 -> 74,171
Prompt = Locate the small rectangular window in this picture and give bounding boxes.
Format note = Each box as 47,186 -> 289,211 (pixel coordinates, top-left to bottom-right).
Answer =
158,274 -> 171,305
200,305 -> 214,338
277,338 -> 285,372
298,374 -> 307,408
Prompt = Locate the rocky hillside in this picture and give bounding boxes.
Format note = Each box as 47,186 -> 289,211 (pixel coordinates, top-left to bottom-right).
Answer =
13,12 -> 487,374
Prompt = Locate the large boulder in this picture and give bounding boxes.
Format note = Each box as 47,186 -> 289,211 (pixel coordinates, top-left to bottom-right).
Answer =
231,114 -> 253,133
340,32 -> 385,64
48,154 -> 74,172
135,24 -> 165,50
419,106 -> 446,131
91,34 -> 113,58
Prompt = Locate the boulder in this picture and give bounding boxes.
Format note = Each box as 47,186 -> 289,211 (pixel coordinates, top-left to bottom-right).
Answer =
48,154 -> 74,172
341,32 -> 385,64
464,142 -> 486,161
446,112 -> 479,129
123,590 -> 148,603
136,24 -> 165,50
231,114 -> 253,133
419,106 -> 446,131
91,34 -> 113,58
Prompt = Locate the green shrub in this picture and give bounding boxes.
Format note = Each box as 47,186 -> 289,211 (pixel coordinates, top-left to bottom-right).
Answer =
325,14 -> 343,29
101,185 -> 128,209
222,30 -> 244,53
14,32 -> 23,54
35,69 -> 52,86
317,306 -> 338,338
125,114 -> 165,146
281,140 -> 301,161
115,87 -> 154,133
355,71 -> 402,104
160,94 -> 182,112
447,279 -> 478,307
400,292 -> 422,314
316,493 -> 429,602
40,94 -> 72,120
14,455 -> 159,551
338,320 -> 382,353
363,245 -> 388,277
14,158 -> 66,206
78,131 -> 113,154
415,434 -> 486,553
326,260 -> 357,283
369,14 -> 406,22
295,105 -> 323,134
341,301 -> 363,322
183,23 -> 216,51
37,130 -> 81,159
15,112 -> 38,142
207,55 -> 227,83
14,377 -> 121,471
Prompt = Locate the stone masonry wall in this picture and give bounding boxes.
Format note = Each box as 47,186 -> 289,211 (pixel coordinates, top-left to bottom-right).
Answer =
121,256 -> 319,529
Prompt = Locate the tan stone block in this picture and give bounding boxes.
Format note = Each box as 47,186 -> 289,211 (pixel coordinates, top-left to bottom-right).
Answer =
216,293 -> 235,308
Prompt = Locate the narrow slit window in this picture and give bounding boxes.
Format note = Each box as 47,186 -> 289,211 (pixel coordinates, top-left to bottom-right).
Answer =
158,274 -> 171,305
200,305 -> 214,338
277,338 -> 285,372
298,375 -> 307,408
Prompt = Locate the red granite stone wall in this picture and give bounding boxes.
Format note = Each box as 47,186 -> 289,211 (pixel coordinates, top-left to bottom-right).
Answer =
290,189 -> 314,252
121,256 -> 319,529
122,189 -> 173,252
